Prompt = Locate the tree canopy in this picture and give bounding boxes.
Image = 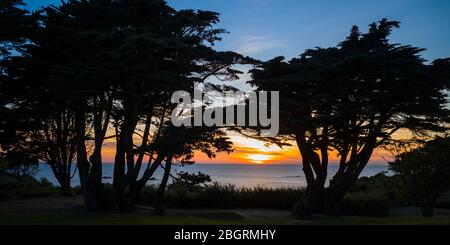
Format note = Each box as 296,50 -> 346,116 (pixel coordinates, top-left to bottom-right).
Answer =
249,19 -> 450,217
1,0 -> 250,210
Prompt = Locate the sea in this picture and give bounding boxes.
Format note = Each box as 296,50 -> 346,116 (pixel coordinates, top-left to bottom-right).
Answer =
36,163 -> 391,188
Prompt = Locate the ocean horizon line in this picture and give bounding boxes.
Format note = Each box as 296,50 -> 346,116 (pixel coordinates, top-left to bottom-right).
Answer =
76,162 -> 390,166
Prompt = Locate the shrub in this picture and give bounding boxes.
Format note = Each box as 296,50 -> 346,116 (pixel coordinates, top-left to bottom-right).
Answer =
138,182 -> 304,210
350,173 -> 411,206
436,201 -> 450,210
0,174 -> 58,201
339,192 -> 391,217
389,137 -> 450,216
170,171 -> 212,192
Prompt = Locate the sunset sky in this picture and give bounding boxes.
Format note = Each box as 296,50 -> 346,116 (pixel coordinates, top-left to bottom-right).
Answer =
184,133 -> 396,165
25,0 -> 450,164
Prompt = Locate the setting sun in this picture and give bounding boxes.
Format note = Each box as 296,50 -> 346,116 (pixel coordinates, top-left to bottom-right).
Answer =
246,154 -> 272,164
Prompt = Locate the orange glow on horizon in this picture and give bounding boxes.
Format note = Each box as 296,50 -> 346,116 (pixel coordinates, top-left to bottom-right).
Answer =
99,131 -> 392,165
190,133 -> 392,165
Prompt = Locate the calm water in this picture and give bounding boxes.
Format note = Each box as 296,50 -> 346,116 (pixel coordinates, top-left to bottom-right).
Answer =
37,163 -> 390,188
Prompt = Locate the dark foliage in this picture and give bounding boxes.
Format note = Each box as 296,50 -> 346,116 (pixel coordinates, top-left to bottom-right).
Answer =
390,136 -> 450,216
249,19 -> 450,217
0,174 -> 57,201
139,183 -> 305,210
170,171 -> 212,191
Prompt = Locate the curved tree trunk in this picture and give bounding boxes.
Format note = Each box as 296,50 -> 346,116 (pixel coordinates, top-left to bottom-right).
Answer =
292,156 -> 374,217
48,163 -> 72,196
292,127 -> 377,218
114,154 -> 166,211
76,103 -> 103,210
153,156 -> 173,216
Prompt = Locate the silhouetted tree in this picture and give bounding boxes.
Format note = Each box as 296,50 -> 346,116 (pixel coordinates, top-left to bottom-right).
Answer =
249,19 -> 450,217
390,137 -> 450,217
0,0 -> 37,56
1,0 -> 79,195
34,0 -> 247,210
1,0 -> 30,148
0,148 -> 39,180
0,0 -> 41,180
171,171 -> 213,191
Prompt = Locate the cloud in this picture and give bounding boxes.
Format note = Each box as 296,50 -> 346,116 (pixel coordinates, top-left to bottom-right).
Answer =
235,35 -> 287,56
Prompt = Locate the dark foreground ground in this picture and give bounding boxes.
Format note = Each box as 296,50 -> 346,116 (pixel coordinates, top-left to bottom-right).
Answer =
1,196 -> 450,225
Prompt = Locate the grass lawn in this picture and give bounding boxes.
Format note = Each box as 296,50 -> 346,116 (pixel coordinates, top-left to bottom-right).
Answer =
2,212 -> 450,225
0,212 -> 274,225
1,196 -> 450,225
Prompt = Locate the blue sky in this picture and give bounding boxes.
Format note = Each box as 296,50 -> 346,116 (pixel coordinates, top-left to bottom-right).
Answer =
25,0 -> 450,62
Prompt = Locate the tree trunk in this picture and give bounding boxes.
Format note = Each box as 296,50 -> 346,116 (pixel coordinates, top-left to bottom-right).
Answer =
323,185 -> 348,216
114,154 -> 166,211
48,163 -> 71,196
420,205 -> 434,217
292,184 -> 350,217
419,196 -> 436,217
153,156 -> 173,216
75,103 -> 102,210
60,173 -> 71,196
292,184 -> 324,217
